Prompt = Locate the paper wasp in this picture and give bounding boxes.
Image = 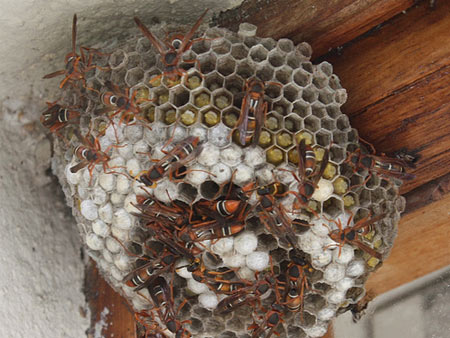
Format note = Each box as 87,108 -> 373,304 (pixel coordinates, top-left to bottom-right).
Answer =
248,303 -> 284,338
40,101 -> 81,136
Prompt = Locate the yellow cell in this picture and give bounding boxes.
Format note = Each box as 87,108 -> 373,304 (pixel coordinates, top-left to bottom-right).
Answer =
333,177 -> 348,195
314,147 -> 325,161
294,132 -> 313,145
135,87 -> 149,101
323,163 -> 337,180
266,148 -> 284,165
204,111 -> 220,127
181,110 -> 196,126
215,95 -> 231,109
366,256 -> 380,268
258,130 -> 272,148
343,195 -> 355,208
186,75 -> 202,89
223,112 -> 238,128
265,116 -> 279,130
288,148 -> 299,164
277,132 -> 292,148
194,93 -> 211,107
164,110 -> 177,124
144,106 -> 155,122
158,94 -> 169,105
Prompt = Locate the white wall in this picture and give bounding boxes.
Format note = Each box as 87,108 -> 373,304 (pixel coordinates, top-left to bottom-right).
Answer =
0,0 -> 242,337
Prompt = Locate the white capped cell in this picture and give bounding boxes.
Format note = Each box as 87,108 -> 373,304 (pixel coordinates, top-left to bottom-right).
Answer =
336,277 -> 354,292
110,193 -> 125,205
99,172 -> 115,192
114,253 -> 132,271
211,238 -> 234,255
99,202 -> 113,224
198,292 -> 218,310
124,124 -> 143,143
124,194 -> 139,214
92,220 -> 110,237
233,164 -> 253,185
111,226 -> 129,242
92,186 -> 107,205
86,232 -> 104,251
65,163 -> 81,185
80,200 -> 98,221
333,244 -> 354,264
244,146 -> 265,168
186,164 -> 209,186
113,208 -> 133,230
116,175 -> 131,194
197,143 -> 220,167
154,180 -> 178,203
187,278 -> 209,294
210,162 -> 232,184
220,144 -> 243,166
126,158 -> 141,177
175,259 -> 192,279
222,253 -> 246,268
105,237 -> 122,254
234,232 -> 258,255
346,260 -> 365,277
246,251 -> 269,271
117,143 -> 133,160
311,178 -> 334,202
324,263 -> 346,283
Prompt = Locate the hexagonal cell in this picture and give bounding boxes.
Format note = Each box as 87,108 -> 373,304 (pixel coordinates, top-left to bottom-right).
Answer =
211,38 -> 231,55
184,71 -> 203,90
329,74 -> 342,90
346,287 -> 365,303
287,325 -> 307,338
321,118 -> 336,131
347,129 -> 359,143
170,86 -> 190,107
318,88 -> 335,104
276,131 -> 293,149
322,197 -> 344,218
337,114 -> 351,131
275,66 -> 292,85
142,104 -> 156,123
284,114 -> 303,133
354,208 -> 370,224
270,247 -> 288,264
304,293 -> 327,313
179,105 -> 198,126
110,68 -> 127,87
257,233 -> 278,251
365,173 -> 381,190
333,130 -> 348,145
217,56 -> 236,77
249,45 -> 268,62
312,75 -> 329,89
222,107 -> 240,128
255,63 -> 275,82
131,84 -> 150,103
213,89 -> 233,110
231,43 -> 249,60
302,86 -> 319,103
311,103 -> 326,119
304,115 -> 321,133
333,176 -> 349,195
266,146 -> 285,165
315,130 -> 332,147
198,54 -> 217,74
258,130 -> 273,149
265,113 -> 282,131
219,331 -> 237,338
178,182 -> 198,201
287,147 -> 299,165
144,68 -> 162,87
343,192 -> 358,208
372,187 -> 387,204
126,52 -> 141,68
292,100 -> 311,118
201,107 -> 221,127
204,72 -> 224,92
286,53 -> 301,69
272,98 -> 292,116
267,50 -> 285,68
294,130 -> 314,146
319,61 -> 333,77
293,69 -> 312,87
193,90 -> 211,108
323,162 -> 337,180
109,49 -> 127,70
265,82 -> 283,99
125,67 -> 144,87
301,62 -> 314,74
162,74 -> 182,88
136,37 -> 152,53
351,175 -> 365,190
199,180 -> 220,200
191,39 -> 211,55
153,87 -> 170,105
224,76 -> 244,96
158,103 -> 177,125
236,60 -> 254,79
244,36 -> 259,48
329,145 -> 346,164
326,104 -> 341,119
283,84 -> 300,102
277,38 -> 294,53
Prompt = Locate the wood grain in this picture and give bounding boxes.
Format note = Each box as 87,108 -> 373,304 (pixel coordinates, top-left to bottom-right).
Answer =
366,193 -> 450,295
86,260 -> 136,338
215,0 -> 414,58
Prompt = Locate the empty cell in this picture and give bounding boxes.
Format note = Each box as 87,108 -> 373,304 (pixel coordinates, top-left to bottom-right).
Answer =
326,104 -> 341,118
292,100 -> 311,118
337,114 -> 350,130
275,66 -> 293,84
277,38 -> 294,52
329,74 -> 342,90
125,67 -> 144,87
296,42 -> 313,59
244,36 -> 258,48
312,75 -> 328,89
211,38 -> 231,54
287,53 -> 301,69
302,62 -> 314,73
311,104 -> 326,118
265,82 -> 282,99
224,76 -> 244,95
323,197 -> 344,218
109,49 -> 128,69
217,56 -> 236,76
304,115 -> 321,133
365,174 -> 381,190
315,131 -> 331,147
202,72 -> 223,92
347,129 -> 359,143
261,37 -> 277,51
110,68 -> 127,87
236,60 -> 254,79
199,180 -> 220,200
318,88 -> 335,104
249,45 -> 268,62
171,86 -> 190,107
284,114 -> 303,132
329,145 -> 345,163
293,69 -> 312,87
255,63 -> 274,82
372,187 -> 387,203
191,39 -> 211,54
268,50 -> 285,67
272,98 -> 292,116
198,54 -> 217,74
283,84 -> 299,102
302,86 -> 318,103
230,43 -> 249,60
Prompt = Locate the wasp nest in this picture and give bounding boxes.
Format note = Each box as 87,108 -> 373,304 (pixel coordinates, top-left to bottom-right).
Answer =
46,14 -> 407,338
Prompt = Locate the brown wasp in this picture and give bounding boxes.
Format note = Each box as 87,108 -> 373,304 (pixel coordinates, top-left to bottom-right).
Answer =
40,101 -> 81,136
325,211 -> 385,260
345,139 -> 416,187
134,9 -> 209,85
43,14 -> 107,90
139,136 -> 203,188
148,277 -> 191,338
248,303 -> 284,338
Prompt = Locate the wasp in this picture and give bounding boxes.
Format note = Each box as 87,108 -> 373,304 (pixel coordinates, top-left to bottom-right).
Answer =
345,141 -> 415,187
325,212 -> 385,260
139,136 -> 203,188
43,14 -> 107,90
69,129 -> 125,185
40,101 -> 81,136
134,10 -> 209,85
233,78 -> 269,146
248,303 -> 284,338
148,277 -> 191,338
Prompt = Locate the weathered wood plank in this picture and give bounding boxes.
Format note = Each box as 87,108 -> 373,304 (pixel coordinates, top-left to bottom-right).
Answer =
215,0 -> 414,58
350,65 -> 450,193
326,0 -> 450,114
366,193 -> 450,295
86,260 -> 136,338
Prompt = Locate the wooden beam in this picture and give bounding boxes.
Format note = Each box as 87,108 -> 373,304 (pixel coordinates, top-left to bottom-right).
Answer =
215,0 -> 415,58
85,260 -> 136,338
366,193 -> 450,295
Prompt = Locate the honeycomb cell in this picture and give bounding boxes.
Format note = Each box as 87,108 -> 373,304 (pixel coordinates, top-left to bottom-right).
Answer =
109,49 -> 127,70
244,36 -> 258,48
311,104 -> 326,119
142,104 -> 156,123
211,38 -> 231,55
304,294 -> 327,313
358,189 -> 371,207
287,147 -> 299,165
283,84 -> 300,102
347,129 -> 359,143
193,90 -> 211,108
153,87 -> 169,105
231,43 -> 249,60
204,72 -> 225,92
126,52 -> 141,68
372,187 -> 387,204
199,180 -> 220,200
201,107 -> 221,127
158,103 -> 177,125
265,113 -> 282,131
304,115 -> 321,133
302,86 -> 319,103
266,146 -> 285,165
284,114 -> 303,132
292,100 -> 311,118
125,67 -> 144,87
236,60 -> 254,79
179,106 -> 198,126
315,131 -> 331,147
191,39 -> 211,55
343,192 -> 358,208
275,66 -> 293,85
345,287 -> 365,303
323,197 -> 344,218
178,182 -> 198,201
261,37 -> 277,51
333,130 -> 348,145
329,74 -> 342,90
318,88 -> 335,104
312,75 -> 328,89
326,104 -> 341,119
337,115 -> 350,130
144,69 -> 162,87
287,325 -> 307,338
199,54 -> 217,74
256,130 -> 272,149
249,45 -> 268,62
257,233 -> 278,251
222,107 -> 240,128
213,89 -> 232,109
286,53 -> 301,69
272,98 -> 292,116
268,50 -> 286,67
219,331 -> 237,338
313,146 -> 326,162
171,86 -> 190,107
225,76 -> 244,96
265,82 -> 283,99
365,174 -> 380,190
110,68 -> 127,86
276,131 -> 293,149
294,130 -> 314,145
217,56 -> 236,76
302,62 -> 314,74
293,69 -> 312,87
319,62 -> 333,77
329,145 -> 345,164
333,176 -> 349,195
321,118 -> 336,131
184,71 -> 203,89
255,63 -> 275,82
277,38 -> 294,53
